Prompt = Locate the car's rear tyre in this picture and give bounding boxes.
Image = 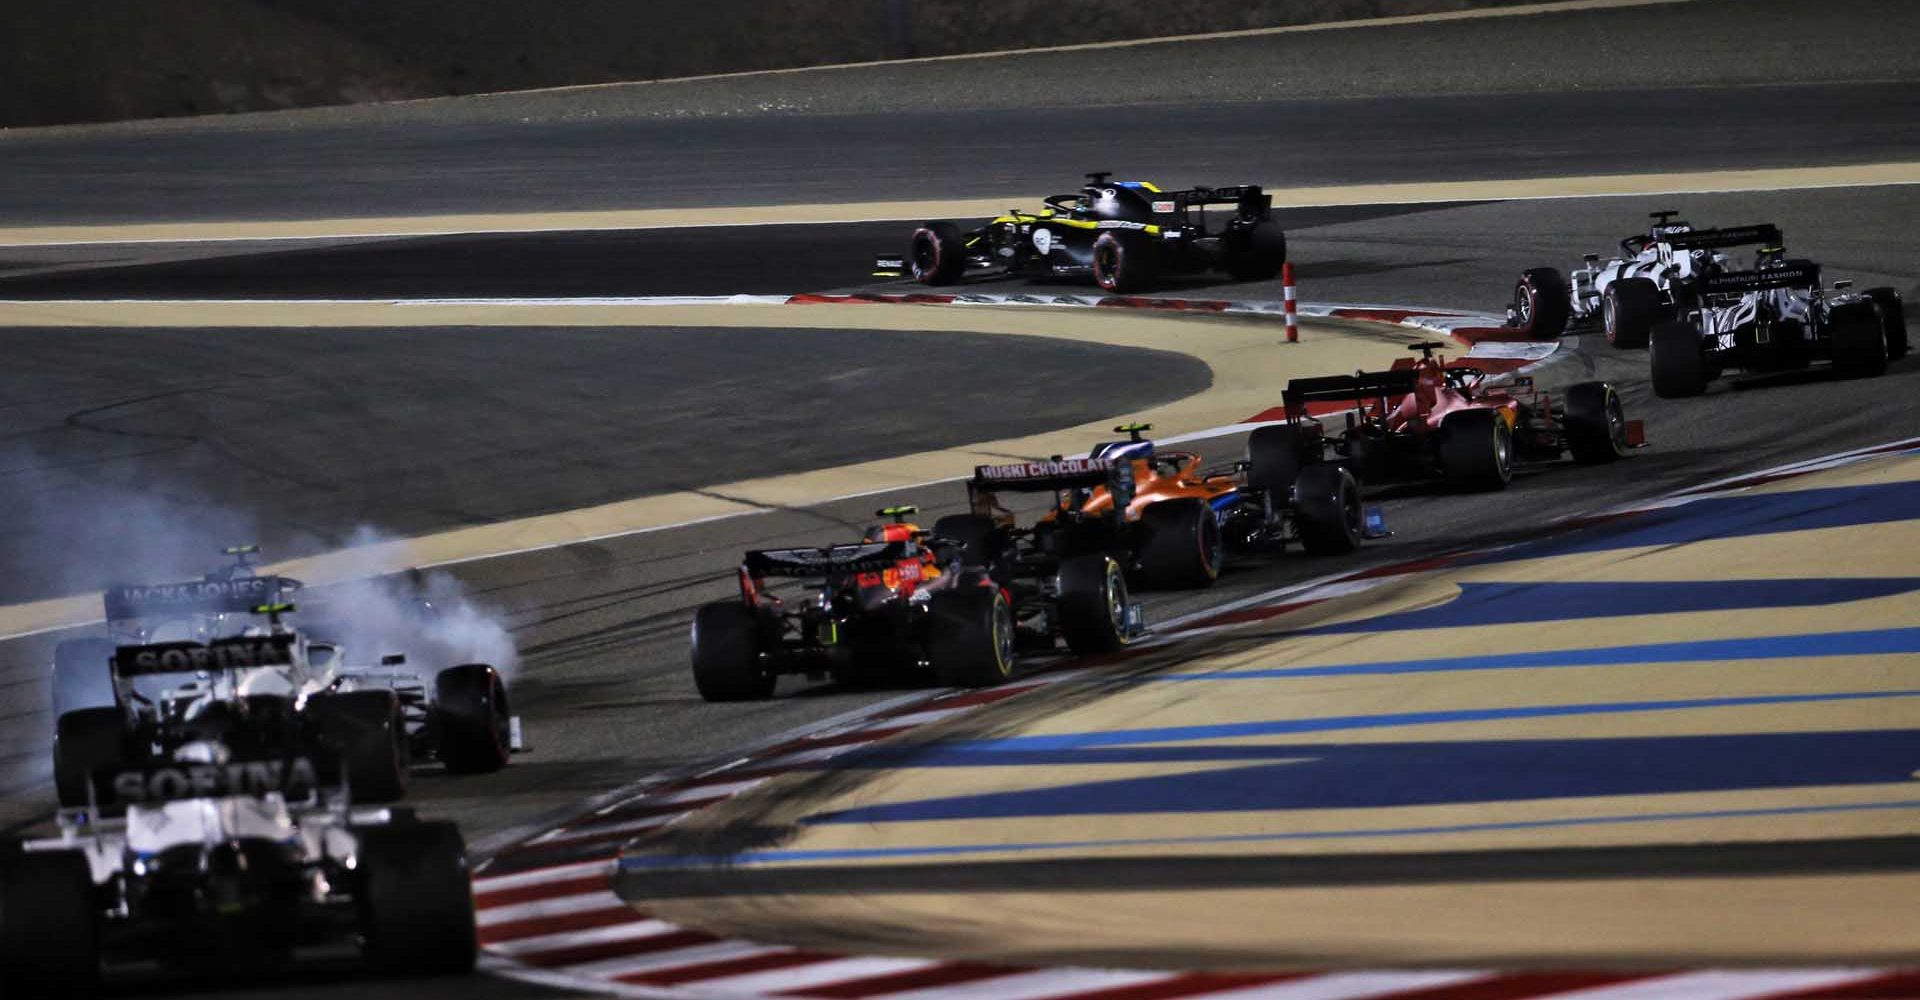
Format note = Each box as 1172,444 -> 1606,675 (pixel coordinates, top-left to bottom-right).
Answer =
1602,277 -> 1661,349
1292,463 -> 1363,556
1830,301 -> 1888,378
1223,221 -> 1287,282
1509,267 -> 1570,339
53,707 -> 124,809
1865,287 -> 1908,361
1092,231 -> 1156,293
433,664 -> 511,775
308,691 -> 410,803
1440,409 -> 1514,492
1135,498 -> 1222,590
357,821 -> 477,977
0,848 -> 99,996
51,637 -> 116,719
1056,554 -> 1130,656
1562,381 -> 1629,464
1650,319 -> 1709,398
927,587 -> 1015,688
1246,424 -> 1311,498
910,221 -> 966,286
691,602 -> 775,702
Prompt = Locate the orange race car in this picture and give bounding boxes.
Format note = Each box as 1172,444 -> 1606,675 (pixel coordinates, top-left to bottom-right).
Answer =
932,424 -> 1375,654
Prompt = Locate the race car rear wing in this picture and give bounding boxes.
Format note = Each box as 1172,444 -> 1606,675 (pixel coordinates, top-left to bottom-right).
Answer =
104,575 -> 300,621
1163,185 -> 1271,220
744,541 -> 915,579
1701,262 -> 1823,295
91,753 -> 324,810
113,635 -> 298,678
968,456 -> 1136,514
1283,370 -> 1419,406
1662,224 -> 1783,251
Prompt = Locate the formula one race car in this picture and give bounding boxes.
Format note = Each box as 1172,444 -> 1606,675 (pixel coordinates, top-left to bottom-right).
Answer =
956,423 -> 1373,582
1649,249 -> 1908,398
3,743 -> 475,994
1265,343 -> 1640,492
873,172 -> 1287,293
1507,212 -> 1779,347
49,549 -> 521,808
927,424 -> 1372,649
691,507 -> 1015,699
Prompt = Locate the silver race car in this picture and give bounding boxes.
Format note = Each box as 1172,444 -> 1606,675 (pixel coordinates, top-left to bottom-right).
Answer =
50,548 -> 522,809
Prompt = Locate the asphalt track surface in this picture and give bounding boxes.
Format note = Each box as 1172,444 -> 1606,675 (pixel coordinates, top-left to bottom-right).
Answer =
0,324 -> 1207,603
2,188 -> 1915,999
1,4 -> 1918,998
0,82 -> 1914,225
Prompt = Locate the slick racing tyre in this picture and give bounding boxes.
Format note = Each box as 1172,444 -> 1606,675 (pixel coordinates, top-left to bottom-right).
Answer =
0,849 -> 100,996
307,691 -> 410,803
1865,286 -> 1908,360
1440,409 -> 1514,492
1223,221 -> 1287,282
1246,424 -> 1312,498
1092,231 -> 1156,293
1135,498 -> 1222,590
1602,277 -> 1661,349
1562,381 -> 1630,464
691,602 -> 775,702
51,637 -> 116,719
1056,554 -> 1130,656
1292,463 -> 1363,556
910,221 -> 966,285
1650,319 -> 1710,398
357,821 -> 477,976
53,707 -> 125,809
1829,301 -> 1888,379
927,587 -> 1015,688
433,664 -> 511,775
1509,267 -> 1570,339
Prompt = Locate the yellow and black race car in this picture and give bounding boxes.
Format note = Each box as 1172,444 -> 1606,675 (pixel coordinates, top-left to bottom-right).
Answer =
873,172 -> 1287,293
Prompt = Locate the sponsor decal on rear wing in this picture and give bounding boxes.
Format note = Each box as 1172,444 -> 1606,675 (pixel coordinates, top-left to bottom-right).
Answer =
1662,224 -> 1783,251
970,456 -> 1122,491
95,755 -> 321,807
103,576 -> 298,620
745,541 -> 914,578
1168,185 -> 1271,217
1702,263 -> 1822,294
114,635 -> 296,677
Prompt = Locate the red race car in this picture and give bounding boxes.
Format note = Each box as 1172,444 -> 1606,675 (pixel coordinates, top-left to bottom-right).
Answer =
689,506 -> 1014,701
1255,342 -> 1642,492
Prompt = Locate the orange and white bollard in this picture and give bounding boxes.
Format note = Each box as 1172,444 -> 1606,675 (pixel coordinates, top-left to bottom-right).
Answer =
1282,260 -> 1299,343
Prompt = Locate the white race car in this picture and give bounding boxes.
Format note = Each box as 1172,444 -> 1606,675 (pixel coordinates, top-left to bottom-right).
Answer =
1649,249 -> 1907,397
50,548 -> 522,809
2,740 -> 476,994
1507,213 -> 1780,348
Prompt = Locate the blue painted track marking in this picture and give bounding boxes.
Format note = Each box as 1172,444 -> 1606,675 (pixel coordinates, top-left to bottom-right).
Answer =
1465,481 -> 1920,566
869,690 -> 1920,755
1151,626 -> 1920,682
804,729 -> 1920,823
1297,578 -> 1920,634
622,798 -> 1920,870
